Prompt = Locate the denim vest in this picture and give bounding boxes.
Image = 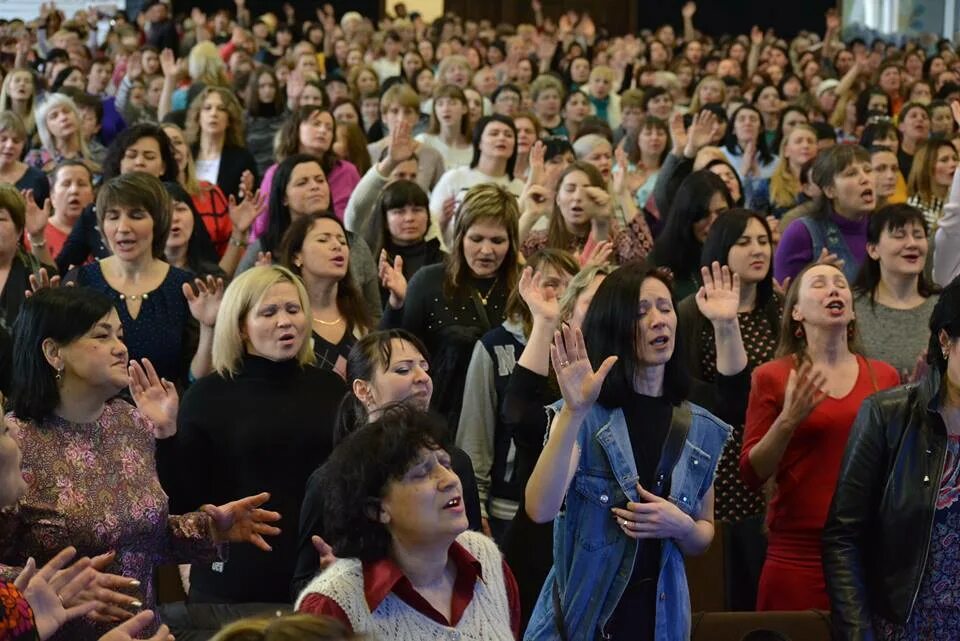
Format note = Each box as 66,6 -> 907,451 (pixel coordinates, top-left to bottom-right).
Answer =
524,400 -> 731,641
797,216 -> 860,284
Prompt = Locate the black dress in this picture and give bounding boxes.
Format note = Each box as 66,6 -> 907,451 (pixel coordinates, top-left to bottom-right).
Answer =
169,355 -> 347,604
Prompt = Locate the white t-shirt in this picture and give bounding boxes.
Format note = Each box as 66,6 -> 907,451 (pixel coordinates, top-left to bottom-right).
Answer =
415,133 -> 474,171
371,57 -> 401,83
195,156 -> 222,185
428,166 -> 524,250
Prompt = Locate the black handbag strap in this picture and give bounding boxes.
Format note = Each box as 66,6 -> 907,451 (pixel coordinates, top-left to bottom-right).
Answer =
552,403 -> 693,639
468,288 -> 492,332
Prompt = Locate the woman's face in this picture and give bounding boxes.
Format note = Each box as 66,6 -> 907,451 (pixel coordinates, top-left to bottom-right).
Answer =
0,417 -> 27,509
867,220 -> 927,278
142,49 -> 160,75
478,120 -> 515,162
435,96 -> 467,129
0,130 -> 24,168
726,217 -> 771,284
243,281 -> 309,361
827,159 -> 875,215
284,161 -> 330,217
418,40 -> 434,63
462,219 -> 509,278
514,117 -> 537,156
333,104 -> 359,126
386,202 -> 429,245
199,92 -> 230,137
649,42 -> 667,65
346,49 -> 363,68
0,208 -> 20,254
257,73 -> 277,105
779,111 -> 808,142
162,126 -> 189,172
792,264 -> 854,330
361,338 -> 433,412
638,125 -> 668,158
402,52 -> 423,79
59,308 -> 130,395
120,136 -> 166,177
299,109 -> 335,155
297,217 -> 349,281
734,108 -> 761,143
46,104 -> 78,141
879,66 -> 901,93
910,82 -> 932,104
102,204 -> 155,262
556,169 -> 594,227
165,200 -> 195,251
634,276 -> 677,366
692,191 -> 729,243
583,142 -> 613,181
6,71 -> 33,101
867,93 -> 889,115
647,93 -> 674,120
416,68 -> 435,96
698,80 -> 723,105
781,76 -> 802,99
443,63 -> 471,88
544,151 -> 575,187
300,84 -> 326,107
934,144 -> 959,188
570,58 -> 590,84
871,150 -> 900,198
708,163 -> 741,203
784,127 -> 817,168
515,59 -> 534,85
931,106 -> 954,136
379,447 -> 468,545
465,89 -> 484,124
930,57 -> 947,78
62,69 -> 86,91
899,106 -> 931,143
534,88 -> 561,119
356,70 -> 378,95
51,165 -> 94,222
564,93 -> 590,124
493,90 -> 521,117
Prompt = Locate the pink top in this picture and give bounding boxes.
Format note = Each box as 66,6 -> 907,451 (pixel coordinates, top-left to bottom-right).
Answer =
250,159 -> 361,239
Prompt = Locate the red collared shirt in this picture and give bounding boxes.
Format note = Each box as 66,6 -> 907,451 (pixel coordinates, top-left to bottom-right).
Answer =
299,540 -> 521,639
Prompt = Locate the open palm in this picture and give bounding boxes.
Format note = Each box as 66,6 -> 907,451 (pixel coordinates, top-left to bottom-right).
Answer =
184,276 -> 225,327
551,324 -> 617,412
519,266 -> 559,322
129,358 -> 178,438
695,261 -> 740,323
203,492 -> 282,552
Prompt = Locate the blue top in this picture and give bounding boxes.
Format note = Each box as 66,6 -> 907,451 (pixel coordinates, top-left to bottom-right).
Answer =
73,262 -> 195,383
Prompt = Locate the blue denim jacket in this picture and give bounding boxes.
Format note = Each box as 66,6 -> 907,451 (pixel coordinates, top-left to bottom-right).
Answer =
524,400 -> 731,641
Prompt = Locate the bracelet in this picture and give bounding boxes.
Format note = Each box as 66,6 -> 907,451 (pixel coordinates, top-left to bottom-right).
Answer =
230,235 -> 248,247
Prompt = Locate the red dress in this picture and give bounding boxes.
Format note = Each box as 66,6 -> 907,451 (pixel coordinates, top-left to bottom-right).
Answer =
740,354 -> 899,611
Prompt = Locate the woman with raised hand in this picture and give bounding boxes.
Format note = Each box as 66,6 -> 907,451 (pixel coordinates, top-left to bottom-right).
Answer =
171,266 -> 345,606
22,161 -> 93,261
66,172 -> 224,385
524,263 -> 742,641
1,286 -> 280,641
741,262 -> 899,611
381,183 -> 522,428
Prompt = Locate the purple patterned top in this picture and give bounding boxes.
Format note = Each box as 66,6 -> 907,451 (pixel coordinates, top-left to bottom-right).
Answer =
0,399 -> 221,641
877,434 -> 960,640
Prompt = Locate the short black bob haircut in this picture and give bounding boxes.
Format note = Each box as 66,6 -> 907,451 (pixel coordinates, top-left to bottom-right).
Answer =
581,262 -> 690,406
319,404 -> 451,562
10,286 -> 115,423
101,122 -> 179,182
928,274 -> 960,375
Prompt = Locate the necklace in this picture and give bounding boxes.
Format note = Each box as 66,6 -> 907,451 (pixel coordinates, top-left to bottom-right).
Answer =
118,292 -> 149,301
476,278 -> 498,306
312,315 -> 343,326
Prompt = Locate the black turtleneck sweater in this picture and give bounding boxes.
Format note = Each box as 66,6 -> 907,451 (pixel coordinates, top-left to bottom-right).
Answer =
379,237 -> 446,308
168,355 -> 347,604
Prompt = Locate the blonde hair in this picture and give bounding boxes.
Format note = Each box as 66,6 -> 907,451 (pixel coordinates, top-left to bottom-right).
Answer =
0,70 -> 36,135
212,266 -> 316,377
185,86 -> 246,148
436,54 -> 471,86
187,41 -> 231,87
347,64 -> 379,102
589,65 -> 615,83
688,75 -> 726,113
35,93 -> 91,161
0,111 -> 28,144
210,613 -> 362,641
769,124 -> 817,209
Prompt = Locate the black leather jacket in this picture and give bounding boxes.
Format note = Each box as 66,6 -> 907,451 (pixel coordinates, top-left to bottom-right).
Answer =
823,369 -> 949,641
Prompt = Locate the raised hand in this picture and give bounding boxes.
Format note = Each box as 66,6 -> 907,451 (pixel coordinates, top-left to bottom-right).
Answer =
16,547 -> 98,640
255,251 -> 273,267
125,53 -> 142,80
772,275 -> 791,297
518,266 -> 560,323
750,25 -> 764,47
951,100 -> 960,128
686,110 -> 719,154
228,190 -> 265,237
26,267 -> 62,297
159,48 -> 176,77
695,261 -> 741,324
312,535 -> 337,570
128,358 -> 178,439
238,170 -> 254,200
184,275 -> 225,327
550,323 -> 618,413
779,360 -> 828,430
61,551 -> 141,623
525,139 -> 546,188
519,184 -> 552,222
387,119 -> 416,165
584,186 -> 612,219
765,215 -> 781,245
612,483 -> 696,540
379,249 -> 407,310
203,492 -> 282,552
825,8 -> 840,31
681,1 -> 697,19
669,112 -> 688,155
580,239 -> 614,267
612,145 -> 630,196
815,246 -> 845,271
97,610 -> 174,641
439,195 -> 457,231
21,189 -> 51,239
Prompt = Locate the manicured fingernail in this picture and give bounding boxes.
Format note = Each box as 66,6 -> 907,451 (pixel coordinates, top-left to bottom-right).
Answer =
129,580 -> 141,587
131,601 -> 143,608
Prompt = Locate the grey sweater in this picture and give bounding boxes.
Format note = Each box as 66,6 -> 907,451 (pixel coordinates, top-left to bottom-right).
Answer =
854,293 -> 938,377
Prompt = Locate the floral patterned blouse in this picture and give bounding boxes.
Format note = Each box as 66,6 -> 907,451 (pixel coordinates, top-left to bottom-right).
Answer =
520,214 -> 654,264
878,434 -> 960,640
0,399 -> 221,641
0,580 -> 37,641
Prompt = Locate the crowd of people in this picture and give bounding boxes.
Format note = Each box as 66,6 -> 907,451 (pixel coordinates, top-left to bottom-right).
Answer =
2,0 -> 960,639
